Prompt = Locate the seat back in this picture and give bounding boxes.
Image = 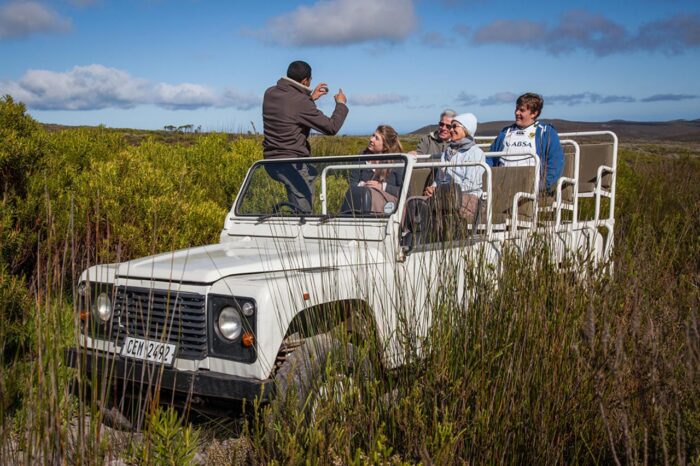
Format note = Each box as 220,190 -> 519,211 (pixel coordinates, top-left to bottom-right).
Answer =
578,143 -> 614,194
561,148 -> 577,202
340,185 -> 373,214
408,167 -> 432,197
483,166 -> 536,225
430,183 -> 462,216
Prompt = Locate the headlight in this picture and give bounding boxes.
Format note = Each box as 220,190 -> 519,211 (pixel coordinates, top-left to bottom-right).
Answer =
93,291 -> 112,322
218,306 -> 242,341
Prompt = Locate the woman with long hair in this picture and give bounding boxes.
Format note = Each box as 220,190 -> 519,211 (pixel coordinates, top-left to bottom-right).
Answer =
348,125 -> 404,208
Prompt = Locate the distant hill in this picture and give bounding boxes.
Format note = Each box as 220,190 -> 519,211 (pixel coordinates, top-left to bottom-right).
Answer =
411,119 -> 700,142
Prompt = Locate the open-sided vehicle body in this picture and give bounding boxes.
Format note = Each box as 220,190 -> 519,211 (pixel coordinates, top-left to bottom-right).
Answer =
68,131 -> 618,412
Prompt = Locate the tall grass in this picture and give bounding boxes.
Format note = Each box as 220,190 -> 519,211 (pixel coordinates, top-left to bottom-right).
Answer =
1,95 -> 698,463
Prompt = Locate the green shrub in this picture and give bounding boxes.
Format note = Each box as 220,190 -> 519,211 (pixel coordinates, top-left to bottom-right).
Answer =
0,262 -> 34,416
0,115 -> 698,465
0,95 -> 44,199
0,96 -> 46,274
132,407 -> 200,466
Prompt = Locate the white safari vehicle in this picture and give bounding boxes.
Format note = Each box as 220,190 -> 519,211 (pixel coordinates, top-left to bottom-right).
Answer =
68,131 -> 618,416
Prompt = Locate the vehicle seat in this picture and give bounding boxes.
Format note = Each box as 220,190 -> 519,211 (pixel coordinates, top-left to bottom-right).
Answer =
481,165 -> 537,231
407,168 -> 432,197
340,185 -> 373,215
578,143 -> 614,195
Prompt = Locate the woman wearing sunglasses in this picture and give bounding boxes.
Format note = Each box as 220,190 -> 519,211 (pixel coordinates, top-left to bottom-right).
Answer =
424,113 -> 485,222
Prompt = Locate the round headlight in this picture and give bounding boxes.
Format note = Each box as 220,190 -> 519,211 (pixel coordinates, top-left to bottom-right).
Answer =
240,301 -> 255,317
218,306 -> 242,341
94,292 -> 112,322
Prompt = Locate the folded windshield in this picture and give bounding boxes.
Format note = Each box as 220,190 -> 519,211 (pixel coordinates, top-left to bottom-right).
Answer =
236,155 -> 408,218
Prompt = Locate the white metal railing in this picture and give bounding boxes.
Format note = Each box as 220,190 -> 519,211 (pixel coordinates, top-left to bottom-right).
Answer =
476,130 -> 617,225
320,161 -> 407,215
549,139 -> 580,230
482,151 -> 540,234
412,159 -> 493,236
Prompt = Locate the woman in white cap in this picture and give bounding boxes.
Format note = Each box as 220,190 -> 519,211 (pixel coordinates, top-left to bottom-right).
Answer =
424,112 -> 485,221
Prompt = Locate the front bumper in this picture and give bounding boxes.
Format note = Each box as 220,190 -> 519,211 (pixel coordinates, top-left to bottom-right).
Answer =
66,347 -> 273,404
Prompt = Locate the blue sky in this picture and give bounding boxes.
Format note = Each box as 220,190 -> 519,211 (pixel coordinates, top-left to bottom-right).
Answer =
1,0 -> 698,134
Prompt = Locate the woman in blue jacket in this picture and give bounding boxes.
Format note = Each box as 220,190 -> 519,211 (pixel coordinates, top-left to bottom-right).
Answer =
488,93 -> 563,194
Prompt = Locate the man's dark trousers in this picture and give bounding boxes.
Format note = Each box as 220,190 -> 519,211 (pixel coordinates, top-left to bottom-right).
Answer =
265,162 -> 318,213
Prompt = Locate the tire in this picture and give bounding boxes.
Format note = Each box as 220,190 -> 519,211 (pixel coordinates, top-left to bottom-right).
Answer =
272,331 -> 372,425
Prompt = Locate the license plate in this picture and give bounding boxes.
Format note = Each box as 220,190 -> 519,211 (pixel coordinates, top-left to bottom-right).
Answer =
120,337 -> 176,366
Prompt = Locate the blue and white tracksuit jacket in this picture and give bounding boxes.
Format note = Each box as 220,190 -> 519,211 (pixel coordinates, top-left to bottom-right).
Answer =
488,122 -> 564,193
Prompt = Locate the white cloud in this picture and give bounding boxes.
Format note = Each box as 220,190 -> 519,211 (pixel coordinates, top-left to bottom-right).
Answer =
470,10 -> 700,56
640,94 -> 698,103
349,93 -> 408,107
421,31 -> 446,48
546,92 -> 637,105
153,82 -> 218,110
456,92 -> 478,105
454,90 -> 641,107
250,0 -> 416,46
479,92 -> 518,106
0,1 -> 71,38
69,0 -> 99,6
0,65 -> 261,111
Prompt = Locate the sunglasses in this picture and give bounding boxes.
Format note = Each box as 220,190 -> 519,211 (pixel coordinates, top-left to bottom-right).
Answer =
438,122 -> 451,128
449,123 -> 464,130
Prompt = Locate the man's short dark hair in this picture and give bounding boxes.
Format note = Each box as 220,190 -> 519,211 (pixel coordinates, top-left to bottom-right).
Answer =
287,61 -> 312,83
516,93 -> 544,119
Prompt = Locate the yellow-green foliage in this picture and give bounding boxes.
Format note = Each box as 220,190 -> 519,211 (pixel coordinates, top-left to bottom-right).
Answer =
1,96 -> 46,273
0,95 -> 44,199
30,130 -> 263,263
131,407 -> 200,466
1,93 -> 699,464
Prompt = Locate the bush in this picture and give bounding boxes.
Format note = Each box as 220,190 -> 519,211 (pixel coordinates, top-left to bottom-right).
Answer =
0,262 -> 34,415
0,96 -> 45,273
131,407 -> 200,466
0,95 -> 44,199
0,113 -> 698,464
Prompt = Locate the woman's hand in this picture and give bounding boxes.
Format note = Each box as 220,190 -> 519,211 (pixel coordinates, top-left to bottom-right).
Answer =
363,180 -> 383,190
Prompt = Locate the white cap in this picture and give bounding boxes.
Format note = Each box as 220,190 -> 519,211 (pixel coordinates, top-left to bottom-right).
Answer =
453,112 -> 477,137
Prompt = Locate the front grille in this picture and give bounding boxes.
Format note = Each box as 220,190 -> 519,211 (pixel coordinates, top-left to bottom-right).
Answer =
112,287 -> 207,359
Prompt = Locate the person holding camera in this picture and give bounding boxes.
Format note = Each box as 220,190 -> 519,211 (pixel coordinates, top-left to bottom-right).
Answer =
262,60 -> 348,213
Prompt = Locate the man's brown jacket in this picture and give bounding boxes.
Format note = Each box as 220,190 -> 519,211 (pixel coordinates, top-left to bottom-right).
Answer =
262,77 -> 349,159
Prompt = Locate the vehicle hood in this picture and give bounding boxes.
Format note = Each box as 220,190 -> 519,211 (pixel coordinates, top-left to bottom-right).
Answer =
116,237 -> 388,284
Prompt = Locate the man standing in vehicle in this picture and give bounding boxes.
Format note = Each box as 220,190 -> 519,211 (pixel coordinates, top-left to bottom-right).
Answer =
262,60 -> 348,213
489,93 -> 563,194
415,108 -> 456,157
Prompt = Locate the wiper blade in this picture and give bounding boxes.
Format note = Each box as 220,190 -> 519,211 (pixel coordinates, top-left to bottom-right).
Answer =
256,213 -> 308,225
318,211 -> 353,224
256,213 -> 277,224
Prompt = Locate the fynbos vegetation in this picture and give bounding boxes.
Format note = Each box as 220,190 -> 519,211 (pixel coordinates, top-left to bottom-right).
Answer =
0,94 -> 698,464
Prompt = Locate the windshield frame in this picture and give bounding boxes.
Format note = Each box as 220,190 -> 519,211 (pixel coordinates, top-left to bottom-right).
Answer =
233,153 -> 411,219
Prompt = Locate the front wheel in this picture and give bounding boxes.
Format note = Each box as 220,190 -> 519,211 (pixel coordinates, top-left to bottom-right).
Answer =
271,332 -> 372,425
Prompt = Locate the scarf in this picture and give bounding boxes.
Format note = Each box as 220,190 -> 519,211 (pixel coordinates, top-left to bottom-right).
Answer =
445,137 -> 475,161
